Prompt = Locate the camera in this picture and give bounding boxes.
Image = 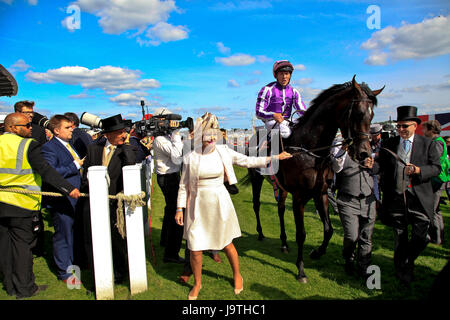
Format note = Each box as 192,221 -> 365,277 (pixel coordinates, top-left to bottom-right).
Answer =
135,113 -> 194,137
32,112 -> 50,129
80,112 -> 103,129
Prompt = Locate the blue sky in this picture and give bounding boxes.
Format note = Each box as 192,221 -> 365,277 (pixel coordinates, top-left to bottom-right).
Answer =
0,0 -> 449,129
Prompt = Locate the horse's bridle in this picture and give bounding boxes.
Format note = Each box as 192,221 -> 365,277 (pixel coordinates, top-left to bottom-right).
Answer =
340,98 -> 373,143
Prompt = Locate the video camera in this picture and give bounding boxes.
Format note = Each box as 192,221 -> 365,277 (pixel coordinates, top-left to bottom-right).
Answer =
135,113 -> 193,137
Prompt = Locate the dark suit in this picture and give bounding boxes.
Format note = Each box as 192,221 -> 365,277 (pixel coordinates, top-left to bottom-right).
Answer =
129,136 -> 150,163
79,139 -> 137,282
375,134 -> 441,279
0,138 -> 76,298
41,137 -> 81,280
31,123 -> 47,146
70,127 -> 92,160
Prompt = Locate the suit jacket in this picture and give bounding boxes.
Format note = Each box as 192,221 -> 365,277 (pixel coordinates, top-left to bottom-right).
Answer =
41,137 -> 82,213
177,144 -> 267,208
0,139 -> 76,218
374,134 -> 441,220
81,139 -> 137,198
31,123 -> 47,146
70,127 -> 92,160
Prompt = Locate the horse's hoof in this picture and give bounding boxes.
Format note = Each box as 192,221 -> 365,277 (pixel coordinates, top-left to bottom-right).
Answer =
257,234 -> 265,241
280,246 -> 289,254
309,249 -> 322,260
297,277 -> 308,284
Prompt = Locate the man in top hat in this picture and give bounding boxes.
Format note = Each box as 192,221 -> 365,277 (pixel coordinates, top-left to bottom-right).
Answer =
373,106 -> 441,285
79,114 -> 137,284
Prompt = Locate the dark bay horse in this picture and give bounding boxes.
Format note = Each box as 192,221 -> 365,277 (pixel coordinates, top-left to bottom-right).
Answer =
245,76 -> 384,282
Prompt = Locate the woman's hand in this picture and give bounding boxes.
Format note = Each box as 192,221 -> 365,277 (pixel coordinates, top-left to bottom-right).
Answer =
276,151 -> 293,160
175,209 -> 184,226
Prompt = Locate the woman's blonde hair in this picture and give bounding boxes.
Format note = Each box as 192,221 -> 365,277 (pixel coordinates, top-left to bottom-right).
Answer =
193,112 -> 220,150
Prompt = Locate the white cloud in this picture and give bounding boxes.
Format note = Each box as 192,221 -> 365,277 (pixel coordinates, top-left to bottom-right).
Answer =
0,101 -> 12,112
28,0 -> 37,5
68,93 -> 94,99
256,55 -> 271,63
294,86 -> 322,102
215,53 -> 256,66
245,79 -> 259,85
362,15 -> 450,65
109,92 -> 148,106
141,22 -> 188,46
8,59 -> 31,74
293,64 -> 306,71
216,42 -> 231,54
26,65 -> 160,93
72,0 -> 187,45
227,79 -> 240,88
0,0 -> 13,4
211,1 -> 272,11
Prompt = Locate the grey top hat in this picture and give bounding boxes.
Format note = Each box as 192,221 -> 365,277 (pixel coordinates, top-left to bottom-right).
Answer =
396,105 -> 421,124
370,123 -> 382,134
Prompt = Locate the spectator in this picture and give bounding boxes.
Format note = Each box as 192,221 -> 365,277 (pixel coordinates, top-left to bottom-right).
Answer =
422,120 -> 449,245
64,112 -> 93,159
14,101 -> 46,146
0,113 -> 80,299
175,112 -> 292,300
373,106 -> 441,285
79,114 -> 137,284
41,115 -> 83,285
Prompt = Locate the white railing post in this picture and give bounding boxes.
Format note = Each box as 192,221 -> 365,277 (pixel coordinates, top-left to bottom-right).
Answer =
122,164 -> 148,295
87,166 -> 114,300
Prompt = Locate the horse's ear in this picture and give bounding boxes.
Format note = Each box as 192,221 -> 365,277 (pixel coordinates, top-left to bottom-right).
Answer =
352,74 -> 361,91
372,85 -> 385,96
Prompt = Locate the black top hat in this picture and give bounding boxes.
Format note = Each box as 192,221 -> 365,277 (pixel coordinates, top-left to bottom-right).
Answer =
101,114 -> 128,133
396,106 -> 421,124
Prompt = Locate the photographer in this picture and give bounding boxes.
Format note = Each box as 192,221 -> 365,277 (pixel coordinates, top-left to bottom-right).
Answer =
14,101 -> 47,146
129,125 -> 152,163
152,108 -> 185,263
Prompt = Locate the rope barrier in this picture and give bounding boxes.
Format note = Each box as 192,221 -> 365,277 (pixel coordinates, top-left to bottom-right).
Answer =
0,187 -> 146,239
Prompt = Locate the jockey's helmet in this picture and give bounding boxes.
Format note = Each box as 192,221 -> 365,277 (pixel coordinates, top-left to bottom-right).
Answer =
273,60 -> 294,78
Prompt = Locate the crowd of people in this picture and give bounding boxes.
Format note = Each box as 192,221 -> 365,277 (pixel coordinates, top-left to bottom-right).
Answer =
0,60 -> 448,300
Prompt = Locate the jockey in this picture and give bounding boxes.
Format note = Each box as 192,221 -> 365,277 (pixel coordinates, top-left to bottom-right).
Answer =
255,60 -> 307,139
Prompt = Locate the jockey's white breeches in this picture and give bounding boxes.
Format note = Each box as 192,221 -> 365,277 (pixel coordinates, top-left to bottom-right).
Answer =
263,119 -> 292,139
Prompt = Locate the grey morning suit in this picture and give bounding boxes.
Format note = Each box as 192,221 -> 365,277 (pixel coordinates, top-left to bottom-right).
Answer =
335,153 -> 376,272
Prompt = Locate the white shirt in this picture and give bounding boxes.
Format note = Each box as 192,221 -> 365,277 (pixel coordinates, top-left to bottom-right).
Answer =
153,132 -> 183,175
330,138 -> 347,173
55,136 -> 81,169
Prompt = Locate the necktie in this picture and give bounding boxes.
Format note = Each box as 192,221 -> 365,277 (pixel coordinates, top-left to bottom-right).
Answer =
102,145 -> 115,167
403,140 -> 411,154
66,143 -> 79,160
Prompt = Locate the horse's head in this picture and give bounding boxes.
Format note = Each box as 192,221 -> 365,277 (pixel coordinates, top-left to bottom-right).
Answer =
338,75 -> 384,161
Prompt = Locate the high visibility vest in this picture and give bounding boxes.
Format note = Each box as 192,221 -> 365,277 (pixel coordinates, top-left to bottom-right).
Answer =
0,133 -> 42,211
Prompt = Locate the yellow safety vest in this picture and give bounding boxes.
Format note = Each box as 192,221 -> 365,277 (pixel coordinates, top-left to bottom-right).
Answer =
0,133 -> 42,211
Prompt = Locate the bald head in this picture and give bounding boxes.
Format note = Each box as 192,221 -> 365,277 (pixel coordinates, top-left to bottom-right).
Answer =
4,113 -> 32,137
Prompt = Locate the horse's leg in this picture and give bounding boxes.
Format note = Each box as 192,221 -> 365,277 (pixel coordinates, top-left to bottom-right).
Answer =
278,190 -> 289,253
310,192 -> 334,260
250,169 -> 265,241
292,194 -> 308,283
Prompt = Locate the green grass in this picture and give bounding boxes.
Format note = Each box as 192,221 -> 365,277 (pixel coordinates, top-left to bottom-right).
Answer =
1,166 -> 449,300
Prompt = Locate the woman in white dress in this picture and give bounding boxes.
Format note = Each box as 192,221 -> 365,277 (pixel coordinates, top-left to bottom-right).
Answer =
175,112 -> 292,300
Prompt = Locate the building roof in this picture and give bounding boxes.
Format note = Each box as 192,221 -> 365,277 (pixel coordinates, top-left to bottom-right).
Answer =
0,64 -> 18,97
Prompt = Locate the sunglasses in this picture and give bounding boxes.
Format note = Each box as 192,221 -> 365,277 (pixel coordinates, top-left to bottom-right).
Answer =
396,123 -> 414,129
15,122 -> 32,129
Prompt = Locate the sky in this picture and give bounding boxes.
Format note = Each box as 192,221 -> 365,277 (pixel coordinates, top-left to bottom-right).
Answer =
0,0 -> 449,129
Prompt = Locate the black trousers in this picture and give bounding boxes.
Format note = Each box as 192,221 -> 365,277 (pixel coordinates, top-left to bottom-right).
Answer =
157,172 -> 183,259
0,214 -> 38,298
389,192 -> 430,273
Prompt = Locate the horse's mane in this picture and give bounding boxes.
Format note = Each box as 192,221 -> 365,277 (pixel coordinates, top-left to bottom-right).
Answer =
294,81 -> 378,128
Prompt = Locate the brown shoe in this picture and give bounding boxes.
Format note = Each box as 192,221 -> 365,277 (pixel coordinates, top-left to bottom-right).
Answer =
179,271 -> 192,284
